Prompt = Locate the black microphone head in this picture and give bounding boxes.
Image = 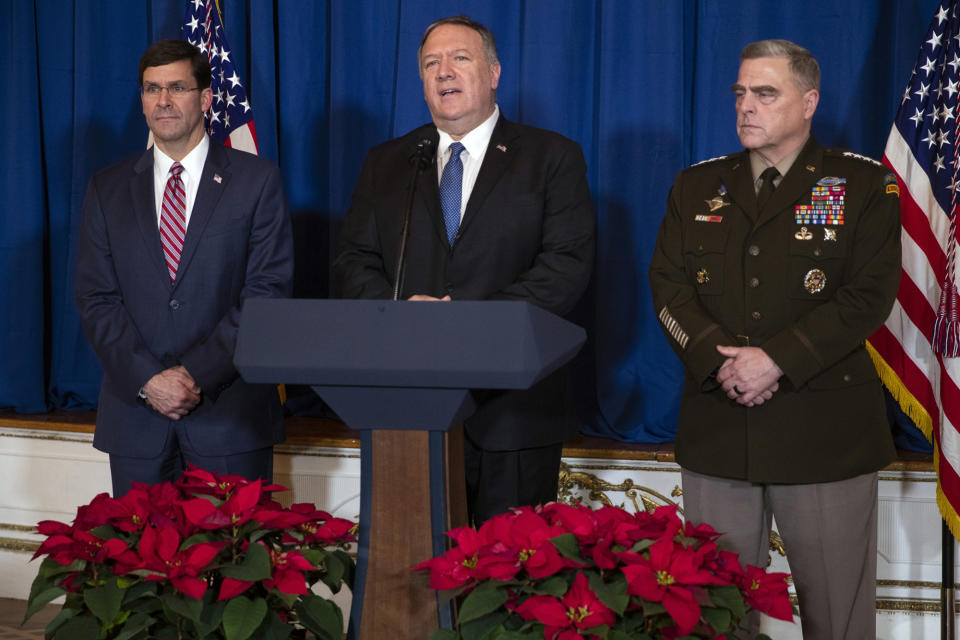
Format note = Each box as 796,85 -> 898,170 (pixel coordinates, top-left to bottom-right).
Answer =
415,137 -> 436,168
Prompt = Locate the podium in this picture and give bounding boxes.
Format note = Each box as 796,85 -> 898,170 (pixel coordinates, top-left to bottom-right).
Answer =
234,299 -> 586,638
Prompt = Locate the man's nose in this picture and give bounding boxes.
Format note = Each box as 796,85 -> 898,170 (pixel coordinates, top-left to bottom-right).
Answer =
436,58 -> 454,79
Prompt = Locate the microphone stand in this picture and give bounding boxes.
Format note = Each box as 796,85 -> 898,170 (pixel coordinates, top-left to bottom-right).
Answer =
392,138 -> 434,301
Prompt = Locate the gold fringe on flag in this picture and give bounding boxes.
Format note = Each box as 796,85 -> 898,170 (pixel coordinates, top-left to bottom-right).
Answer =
864,340 -> 960,537
865,340 -> 933,441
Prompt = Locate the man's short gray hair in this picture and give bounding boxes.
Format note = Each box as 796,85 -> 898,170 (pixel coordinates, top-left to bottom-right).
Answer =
741,39 -> 820,92
417,15 -> 499,72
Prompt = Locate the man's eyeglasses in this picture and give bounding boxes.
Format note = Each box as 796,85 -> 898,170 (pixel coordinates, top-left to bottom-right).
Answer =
140,84 -> 202,98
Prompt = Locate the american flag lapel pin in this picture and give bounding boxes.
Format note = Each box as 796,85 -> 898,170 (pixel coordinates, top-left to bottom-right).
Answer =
496,144 -> 507,153
213,174 -> 222,184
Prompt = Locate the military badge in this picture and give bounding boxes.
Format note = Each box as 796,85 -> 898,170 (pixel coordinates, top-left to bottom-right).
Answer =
695,214 -> 723,222
795,226 -> 813,240
824,228 -> 837,242
696,268 -> 710,284
705,186 -> 730,212
884,173 -> 900,196
803,269 -> 826,294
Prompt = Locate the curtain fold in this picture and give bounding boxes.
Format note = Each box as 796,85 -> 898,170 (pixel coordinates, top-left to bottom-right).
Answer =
2,0 -> 936,444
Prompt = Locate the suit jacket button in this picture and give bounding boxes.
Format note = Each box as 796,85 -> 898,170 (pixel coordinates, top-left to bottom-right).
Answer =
169,299 -> 181,310
751,311 -> 761,320
748,245 -> 760,256
749,277 -> 760,288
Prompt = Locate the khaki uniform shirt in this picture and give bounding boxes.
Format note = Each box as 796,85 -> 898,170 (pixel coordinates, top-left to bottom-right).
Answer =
649,136 -> 901,483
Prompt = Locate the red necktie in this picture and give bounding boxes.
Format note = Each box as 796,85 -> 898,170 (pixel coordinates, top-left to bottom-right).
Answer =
159,162 -> 186,283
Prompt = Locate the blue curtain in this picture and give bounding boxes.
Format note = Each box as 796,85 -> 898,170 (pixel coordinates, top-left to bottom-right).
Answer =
1,0 -> 936,445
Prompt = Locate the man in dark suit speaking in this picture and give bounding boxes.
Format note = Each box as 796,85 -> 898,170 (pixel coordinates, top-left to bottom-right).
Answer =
75,40 -> 294,496
334,16 -> 595,524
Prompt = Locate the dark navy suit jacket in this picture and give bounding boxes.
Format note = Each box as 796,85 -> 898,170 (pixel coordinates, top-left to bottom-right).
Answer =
75,141 -> 294,458
334,116 -> 595,450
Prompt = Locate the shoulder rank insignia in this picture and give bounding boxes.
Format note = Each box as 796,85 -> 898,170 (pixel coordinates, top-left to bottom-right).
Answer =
691,154 -> 729,167
841,151 -> 883,167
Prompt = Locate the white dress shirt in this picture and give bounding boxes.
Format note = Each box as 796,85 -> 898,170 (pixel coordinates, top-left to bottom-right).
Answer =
436,105 -> 500,222
152,135 -> 210,229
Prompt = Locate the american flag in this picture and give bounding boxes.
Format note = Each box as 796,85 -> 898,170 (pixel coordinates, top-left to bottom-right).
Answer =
182,0 -> 258,154
869,0 -> 960,537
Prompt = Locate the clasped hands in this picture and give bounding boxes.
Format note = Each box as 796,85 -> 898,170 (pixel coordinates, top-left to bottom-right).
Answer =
142,365 -> 201,420
715,345 -> 783,407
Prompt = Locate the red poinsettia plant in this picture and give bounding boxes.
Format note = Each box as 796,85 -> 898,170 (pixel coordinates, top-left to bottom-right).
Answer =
414,502 -> 794,640
24,465 -> 356,640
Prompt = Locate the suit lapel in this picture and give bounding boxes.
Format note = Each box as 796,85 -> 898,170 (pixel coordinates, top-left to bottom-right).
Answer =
458,116 -> 518,241
173,143 -> 230,289
756,137 -> 823,228
719,152 -> 757,221
130,150 -> 171,286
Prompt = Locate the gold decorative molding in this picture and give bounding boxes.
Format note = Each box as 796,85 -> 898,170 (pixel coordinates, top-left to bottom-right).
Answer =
0,536 -> 40,554
558,464 -> 787,557
0,524 -> 37,533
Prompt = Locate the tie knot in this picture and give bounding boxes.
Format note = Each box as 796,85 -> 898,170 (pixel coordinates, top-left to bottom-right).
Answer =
448,142 -> 465,159
759,166 -> 779,185
170,162 -> 184,178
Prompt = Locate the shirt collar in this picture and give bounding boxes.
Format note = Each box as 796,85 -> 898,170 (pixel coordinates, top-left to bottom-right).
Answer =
153,135 -> 210,181
437,105 -> 500,160
749,135 -> 807,184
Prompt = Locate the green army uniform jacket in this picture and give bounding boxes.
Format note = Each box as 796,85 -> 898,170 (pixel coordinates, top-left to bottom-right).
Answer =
649,136 -> 901,484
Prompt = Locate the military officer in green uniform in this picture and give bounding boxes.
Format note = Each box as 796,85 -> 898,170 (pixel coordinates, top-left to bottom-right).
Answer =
649,39 -> 900,639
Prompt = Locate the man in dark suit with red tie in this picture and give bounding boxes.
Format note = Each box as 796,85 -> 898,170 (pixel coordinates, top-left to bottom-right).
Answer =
334,16 -> 595,524
75,40 -> 294,496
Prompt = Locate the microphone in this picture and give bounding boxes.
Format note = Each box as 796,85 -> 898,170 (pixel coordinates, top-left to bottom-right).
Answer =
411,137 -> 436,169
393,137 -> 435,300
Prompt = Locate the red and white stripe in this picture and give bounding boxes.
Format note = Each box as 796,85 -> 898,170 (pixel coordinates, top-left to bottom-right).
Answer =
871,126 -> 960,533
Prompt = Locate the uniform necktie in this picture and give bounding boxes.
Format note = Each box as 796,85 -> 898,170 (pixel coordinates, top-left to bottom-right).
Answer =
440,142 -> 465,246
159,162 -> 187,283
756,166 -> 780,210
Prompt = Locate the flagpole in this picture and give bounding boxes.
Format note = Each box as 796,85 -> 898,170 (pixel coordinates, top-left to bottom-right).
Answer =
945,520 -> 955,640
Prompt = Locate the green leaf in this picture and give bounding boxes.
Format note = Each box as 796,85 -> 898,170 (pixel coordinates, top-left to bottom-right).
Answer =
430,630 -> 460,640
493,632 -> 536,639
121,580 -> 158,604
300,548 -> 327,567
52,614 -> 102,640
549,532 -> 586,563
84,576 -> 124,623
581,624 -> 611,639
639,598 -> 667,617
113,612 -> 156,640
161,592 -> 204,623
23,586 -> 64,623
457,580 -> 509,625
459,608 -> 511,640
701,605 -> 732,633
707,584 -> 746,619
89,524 -> 121,540
333,549 -> 356,590
321,551 -> 345,588
247,609 -> 295,640
182,532 -> 218,547
609,631 -> 646,640
588,571 -> 629,615
529,575 -> 567,597
223,596 -> 267,640
297,593 -> 343,640
38,557 -> 85,579
44,607 -> 75,638
220,541 -> 272,581
192,599 -> 226,638
628,539 -> 655,554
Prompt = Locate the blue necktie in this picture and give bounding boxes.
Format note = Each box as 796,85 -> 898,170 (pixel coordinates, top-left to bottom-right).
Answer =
440,142 -> 465,245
